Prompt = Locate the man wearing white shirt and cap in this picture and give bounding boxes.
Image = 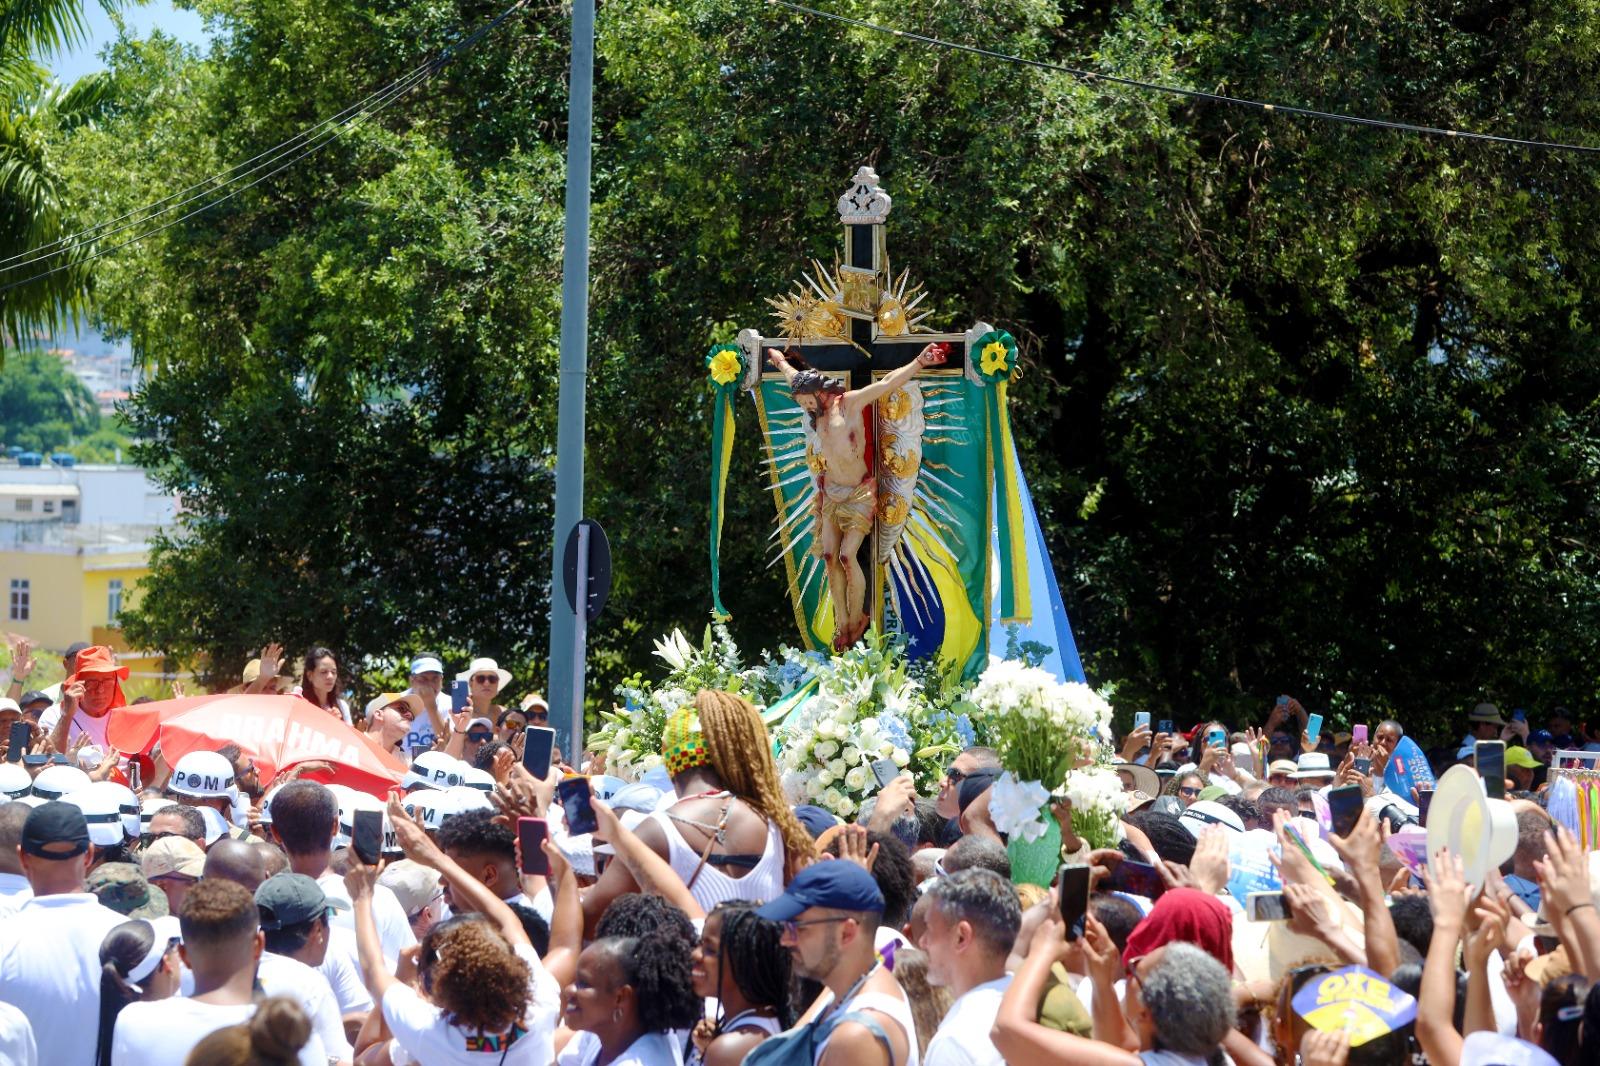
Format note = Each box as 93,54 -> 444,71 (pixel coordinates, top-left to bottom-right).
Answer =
401,654 -> 452,758
0,802 -> 127,1065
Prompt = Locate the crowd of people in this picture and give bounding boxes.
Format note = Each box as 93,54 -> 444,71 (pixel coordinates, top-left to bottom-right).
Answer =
2,637 -> 1600,1066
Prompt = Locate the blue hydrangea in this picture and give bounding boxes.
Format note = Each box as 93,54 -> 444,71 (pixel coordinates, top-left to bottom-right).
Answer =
954,713 -> 976,748
777,660 -> 809,690
879,713 -> 914,753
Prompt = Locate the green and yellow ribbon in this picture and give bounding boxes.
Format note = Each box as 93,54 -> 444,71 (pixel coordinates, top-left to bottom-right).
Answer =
973,330 -> 1031,622
707,343 -> 745,620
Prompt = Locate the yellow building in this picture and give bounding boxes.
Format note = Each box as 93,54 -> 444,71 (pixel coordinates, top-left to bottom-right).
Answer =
0,523 -> 173,688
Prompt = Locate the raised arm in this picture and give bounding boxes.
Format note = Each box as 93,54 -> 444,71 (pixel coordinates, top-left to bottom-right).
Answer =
848,343 -> 947,409
384,795 -> 530,952
766,347 -> 801,386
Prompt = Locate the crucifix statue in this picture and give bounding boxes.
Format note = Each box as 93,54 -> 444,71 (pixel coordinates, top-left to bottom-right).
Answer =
708,165 -> 1026,675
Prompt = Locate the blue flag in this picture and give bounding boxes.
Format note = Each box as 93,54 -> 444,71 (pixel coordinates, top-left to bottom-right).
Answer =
1383,736 -> 1436,798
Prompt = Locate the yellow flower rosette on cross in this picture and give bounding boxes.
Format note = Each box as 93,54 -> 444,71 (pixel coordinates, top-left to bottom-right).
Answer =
970,329 -> 1031,622
706,344 -> 746,621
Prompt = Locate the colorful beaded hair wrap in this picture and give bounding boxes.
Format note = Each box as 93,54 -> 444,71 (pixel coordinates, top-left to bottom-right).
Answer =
662,707 -> 711,777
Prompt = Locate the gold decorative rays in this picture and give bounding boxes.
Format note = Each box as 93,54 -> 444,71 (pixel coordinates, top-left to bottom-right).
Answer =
766,258 -> 934,351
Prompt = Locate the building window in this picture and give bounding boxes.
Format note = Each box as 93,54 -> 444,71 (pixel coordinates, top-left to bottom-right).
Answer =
8,580 -> 28,622
107,579 -> 124,625
41,500 -> 54,514
13,498 -> 30,513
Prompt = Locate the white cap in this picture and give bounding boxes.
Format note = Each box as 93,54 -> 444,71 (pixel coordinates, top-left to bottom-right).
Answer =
461,767 -> 496,793
86,780 -> 141,839
66,786 -> 128,846
1178,800 -> 1246,839
169,751 -> 237,798
31,763 -> 92,801
126,916 -> 182,985
0,698 -> 20,715
403,751 -> 466,792
197,806 -> 229,846
409,656 -> 445,677
401,791 -> 447,832
0,763 -> 31,800
439,785 -> 493,824
140,797 -> 176,830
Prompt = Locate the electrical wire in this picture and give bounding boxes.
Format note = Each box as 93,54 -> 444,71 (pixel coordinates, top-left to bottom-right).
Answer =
765,0 -> 1600,156
0,0 -> 532,294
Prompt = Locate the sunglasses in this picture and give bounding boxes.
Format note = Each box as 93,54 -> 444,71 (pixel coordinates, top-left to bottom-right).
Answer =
467,731 -> 493,743
1178,786 -> 1202,797
780,916 -> 852,938
527,708 -> 549,722
945,766 -> 970,784
471,675 -> 499,686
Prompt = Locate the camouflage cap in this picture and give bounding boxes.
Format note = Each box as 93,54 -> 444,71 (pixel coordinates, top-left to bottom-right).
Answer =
88,862 -> 169,920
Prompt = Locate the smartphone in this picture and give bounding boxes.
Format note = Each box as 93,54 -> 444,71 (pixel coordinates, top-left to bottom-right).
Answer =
1206,728 -> 1227,749
49,754 -> 68,765
523,726 -> 557,780
1477,740 -> 1506,799
1247,891 -> 1293,922
351,809 -> 384,866
21,753 -> 46,767
517,817 -> 550,876
868,757 -> 899,789
1416,788 -> 1435,826
450,680 -> 469,712
1058,863 -> 1091,940
1352,724 -> 1368,746
1157,719 -> 1173,735
1353,757 -> 1372,775
1306,713 -> 1323,745
1105,858 -> 1165,899
1277,695 -> 1290,707
557,776 -> 598,836
1328,784 -> 1363,837
1513,708 -> 1527,723
1134,711 -> 1150,731
5,721 -> 28,762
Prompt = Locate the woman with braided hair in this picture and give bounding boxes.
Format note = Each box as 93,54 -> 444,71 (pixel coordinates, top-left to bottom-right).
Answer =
687,901 -> 793,1066
581,689 -> 816,933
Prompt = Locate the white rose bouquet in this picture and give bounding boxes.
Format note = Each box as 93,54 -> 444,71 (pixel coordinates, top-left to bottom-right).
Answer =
967,658 -> 1112,788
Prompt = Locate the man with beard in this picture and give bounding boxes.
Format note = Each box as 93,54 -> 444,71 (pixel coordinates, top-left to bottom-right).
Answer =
756,862 -> 915,1066
41,645 -> 127,755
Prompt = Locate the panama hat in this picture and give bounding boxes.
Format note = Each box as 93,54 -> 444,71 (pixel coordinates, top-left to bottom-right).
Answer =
1468,702 -> 1507,727
1292,753 -> 1335,780
1112,761 -> 1160,798
1427,763 -> 1518,889
456,658 -> 511,694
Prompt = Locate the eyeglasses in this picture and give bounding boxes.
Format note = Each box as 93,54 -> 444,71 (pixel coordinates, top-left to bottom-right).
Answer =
471,675 -> 498,686
781,916 -> 852,938
528,709 -> 549,722
467,731 -> 493,743
502,722 -> 525,734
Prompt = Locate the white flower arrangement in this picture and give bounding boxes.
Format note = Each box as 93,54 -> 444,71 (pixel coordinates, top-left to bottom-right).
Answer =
967,658 -> 1113,788
1058,765 -> 1127,850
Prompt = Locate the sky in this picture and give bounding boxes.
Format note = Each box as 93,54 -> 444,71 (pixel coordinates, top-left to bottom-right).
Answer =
43,1 -> 210,83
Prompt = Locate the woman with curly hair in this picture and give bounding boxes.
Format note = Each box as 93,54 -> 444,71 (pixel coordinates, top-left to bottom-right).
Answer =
559,926 -> 704,1065
345,797 -> 562,1065
581,690 -> 816,931
687,901 -> 793,1066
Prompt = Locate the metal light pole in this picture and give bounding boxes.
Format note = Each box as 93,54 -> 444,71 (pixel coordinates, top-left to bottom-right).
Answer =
547,0 -> 595,758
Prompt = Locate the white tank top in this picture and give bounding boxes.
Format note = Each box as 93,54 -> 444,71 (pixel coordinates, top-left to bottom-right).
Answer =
817,988 -> 920,1066
648,806 -> 786,911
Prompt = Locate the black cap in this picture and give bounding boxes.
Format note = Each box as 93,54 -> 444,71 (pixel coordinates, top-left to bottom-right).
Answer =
255,873 -> 348,930
21,801 -> 91,859
18,690 -> 50,711
63,641 -> 91,661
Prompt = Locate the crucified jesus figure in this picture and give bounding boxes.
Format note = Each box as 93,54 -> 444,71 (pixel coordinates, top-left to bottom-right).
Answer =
767,342 -> 949,650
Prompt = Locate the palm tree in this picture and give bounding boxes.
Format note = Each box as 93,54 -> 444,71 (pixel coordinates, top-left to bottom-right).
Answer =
0,1 -> 119,344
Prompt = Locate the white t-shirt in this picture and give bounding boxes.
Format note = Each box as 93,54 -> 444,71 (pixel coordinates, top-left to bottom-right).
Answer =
383,942 -> 561,1065
924,976 -> 1012,1066
320,925 -> 375,1014
0,1001 -> 36,1066
111,996 -> 329,1066
558,1030 -> 685,1066
36,700 -> 113,749
0,871 -> 33,918
400,690 -> 453,757
265,953 -> 355,1061
318,872 -> 417,971
0,892 -> 126,1065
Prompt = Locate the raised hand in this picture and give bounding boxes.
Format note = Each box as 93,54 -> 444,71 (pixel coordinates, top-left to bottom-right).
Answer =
1120,723 -> 1153,762
1300,1029 -> 1350,1066
258,643 -> 283,681
1189,826 -> 1231,895
1143,731 -> 1170,766
1284,882 -> 1335,940
1534,827 -> 1593,917
1426,848 -> 1473,932
834,824 -> 879,873
8,635 -> 32,682
916,342 -> 950,367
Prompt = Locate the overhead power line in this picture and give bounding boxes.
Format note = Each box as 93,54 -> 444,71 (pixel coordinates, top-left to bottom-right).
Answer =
765,0 -> 1600,156
0,0 -> 532,296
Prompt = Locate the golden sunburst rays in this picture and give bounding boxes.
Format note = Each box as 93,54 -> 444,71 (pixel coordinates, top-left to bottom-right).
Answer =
875,268 -> 932,337
766,261 -> 934,350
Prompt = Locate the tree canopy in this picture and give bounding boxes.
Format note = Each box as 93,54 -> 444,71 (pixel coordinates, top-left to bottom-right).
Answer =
55,0 -> 1600,739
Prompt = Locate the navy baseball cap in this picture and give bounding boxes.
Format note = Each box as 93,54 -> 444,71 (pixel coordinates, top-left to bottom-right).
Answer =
793,805 -> 838,839
755,860 -> 885,922
21,801 -> 91,860
1529,729 -> 1554,744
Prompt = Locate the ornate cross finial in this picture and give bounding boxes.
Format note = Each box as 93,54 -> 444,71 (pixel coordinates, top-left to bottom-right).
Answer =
837,165 -> 892,225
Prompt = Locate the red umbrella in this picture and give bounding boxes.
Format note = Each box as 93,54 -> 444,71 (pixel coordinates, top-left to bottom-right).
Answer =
107,693 -> 405,796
